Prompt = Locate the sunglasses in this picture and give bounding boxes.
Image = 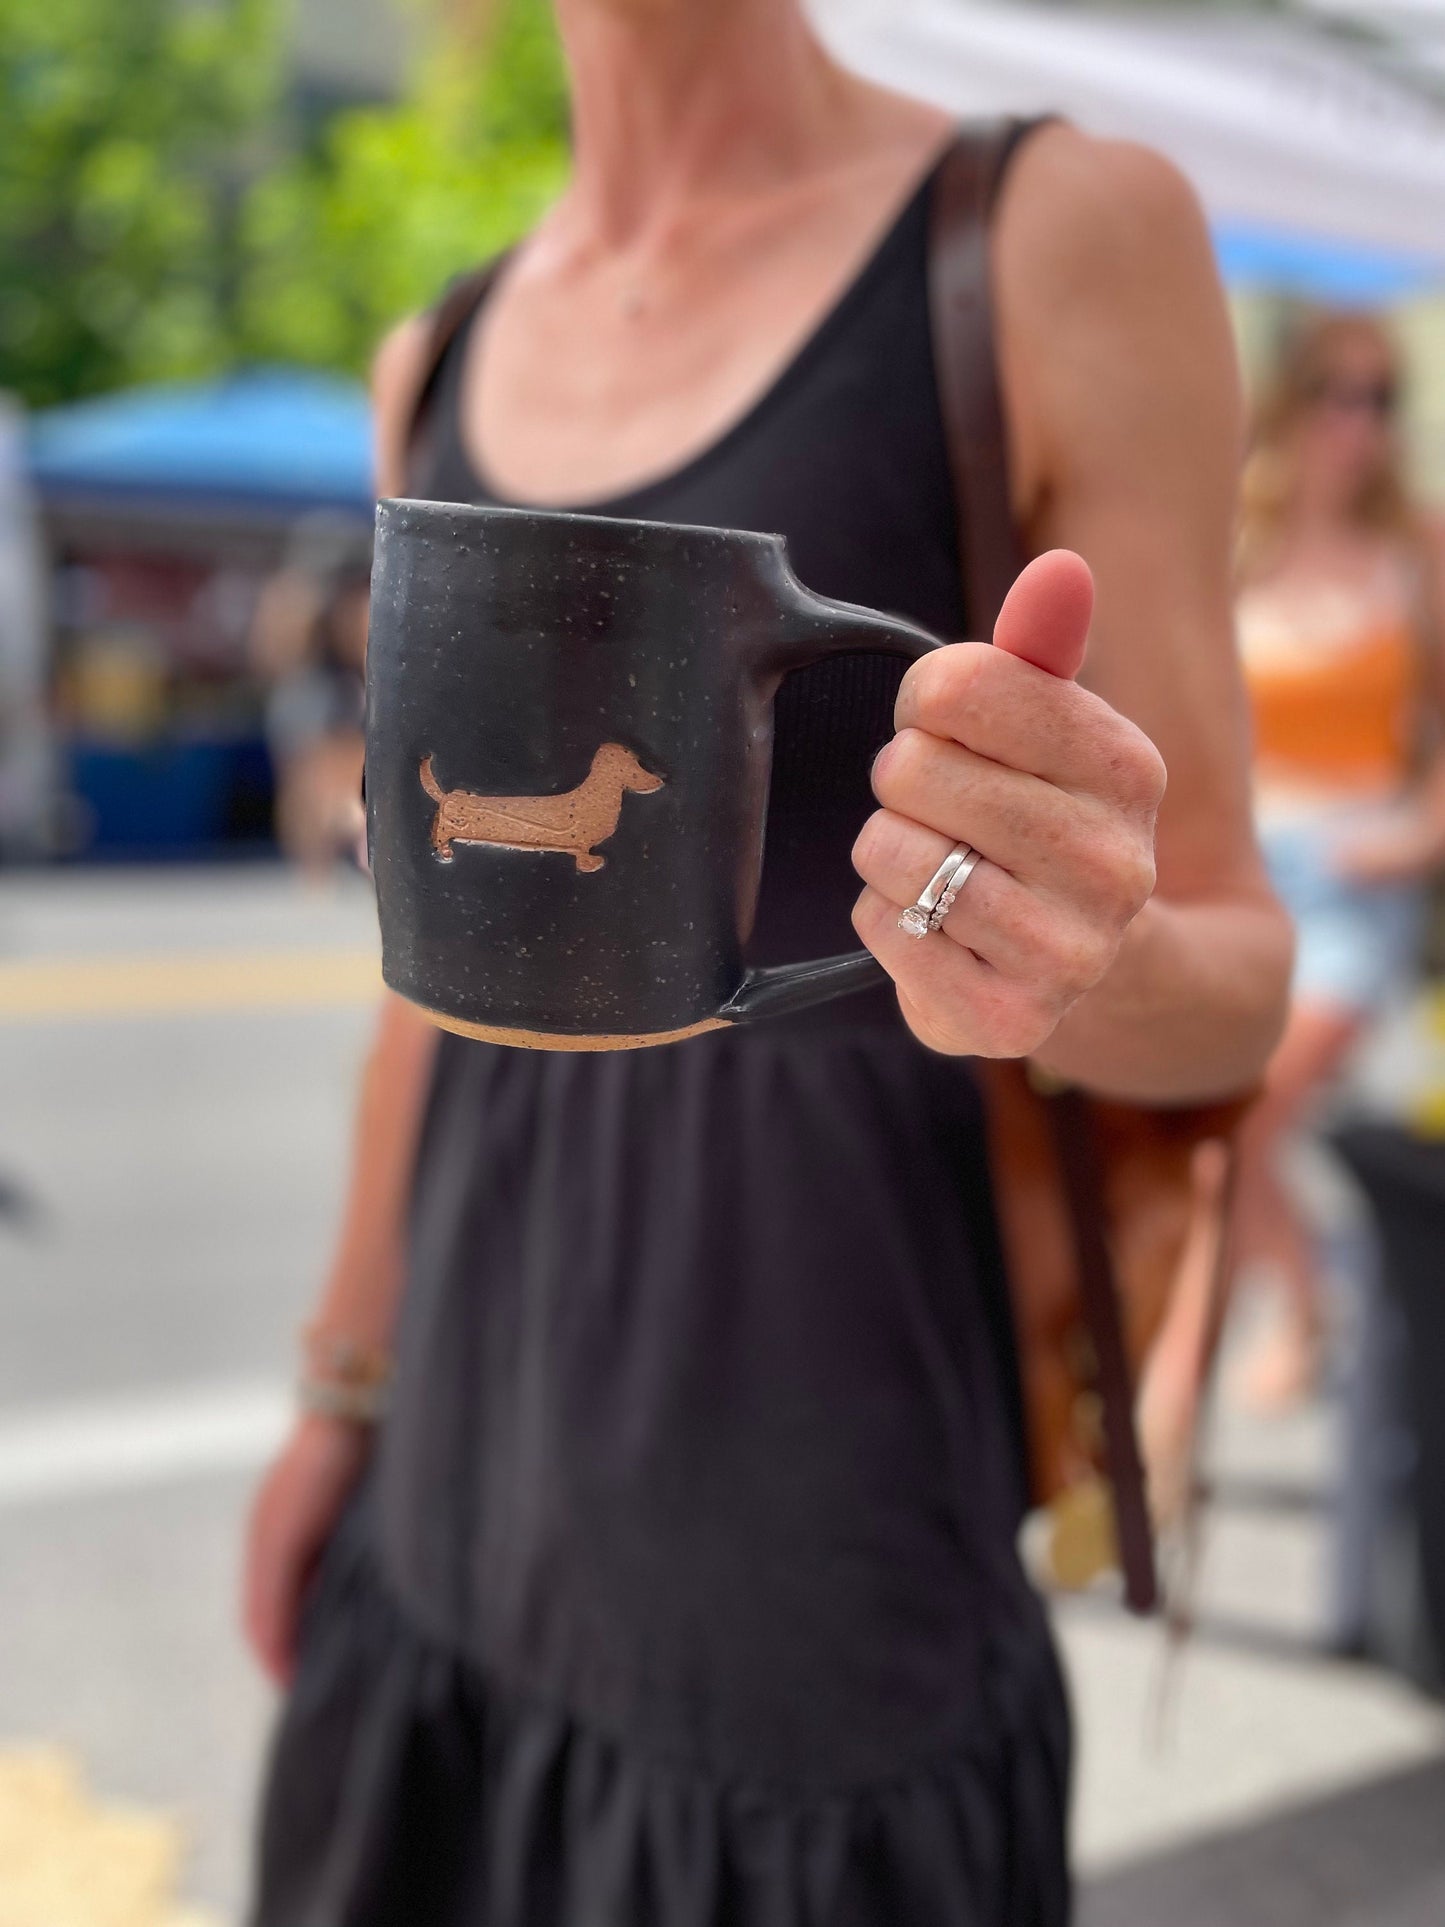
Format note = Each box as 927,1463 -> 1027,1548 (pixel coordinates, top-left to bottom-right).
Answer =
1307,376 -> 1398,420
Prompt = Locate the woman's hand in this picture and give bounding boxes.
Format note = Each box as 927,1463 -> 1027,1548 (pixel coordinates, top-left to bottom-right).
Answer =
852,549 -> 1166,1059
242,1413 -> 372,1686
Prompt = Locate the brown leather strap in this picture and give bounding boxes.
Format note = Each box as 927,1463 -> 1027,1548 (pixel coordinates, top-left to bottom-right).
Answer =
401,255 -> 511,489
927,120 -> 1044,642
928,120 -> 1161,1615
1166,1133 -> 1242,1640
1043,1089 -> 1159,1613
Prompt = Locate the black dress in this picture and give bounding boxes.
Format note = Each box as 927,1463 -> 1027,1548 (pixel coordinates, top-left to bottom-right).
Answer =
253,145 -> 1072,1927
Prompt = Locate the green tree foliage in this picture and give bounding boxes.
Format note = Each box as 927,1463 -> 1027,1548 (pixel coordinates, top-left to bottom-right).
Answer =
0,0 -> 280,405
240,0 -> 568,374
0,0 -> 568,406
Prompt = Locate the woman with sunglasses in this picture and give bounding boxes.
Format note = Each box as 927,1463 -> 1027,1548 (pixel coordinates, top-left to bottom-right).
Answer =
1231,312 -> 1445,1409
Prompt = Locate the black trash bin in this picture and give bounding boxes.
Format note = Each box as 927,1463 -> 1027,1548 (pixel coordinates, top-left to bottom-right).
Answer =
1331,1121 -> 1445,1691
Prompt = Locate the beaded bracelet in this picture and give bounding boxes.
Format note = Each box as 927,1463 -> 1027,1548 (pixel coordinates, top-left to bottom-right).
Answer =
297,1324 -> 393,1426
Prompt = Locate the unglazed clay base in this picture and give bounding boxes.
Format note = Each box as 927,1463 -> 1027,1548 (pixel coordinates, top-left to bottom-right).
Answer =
416,999 -> 730,1051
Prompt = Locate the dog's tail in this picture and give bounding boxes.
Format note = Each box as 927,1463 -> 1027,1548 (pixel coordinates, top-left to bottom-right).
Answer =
419,754 -> 443,802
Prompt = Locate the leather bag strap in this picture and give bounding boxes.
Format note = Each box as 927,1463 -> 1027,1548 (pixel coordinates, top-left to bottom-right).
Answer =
927,121 -> 1159,1614
927,123 -> 1031,643
1042,1090 -> 1159,1613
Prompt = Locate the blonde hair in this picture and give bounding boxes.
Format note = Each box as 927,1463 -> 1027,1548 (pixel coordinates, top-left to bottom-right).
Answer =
1237,310 -> 1416,584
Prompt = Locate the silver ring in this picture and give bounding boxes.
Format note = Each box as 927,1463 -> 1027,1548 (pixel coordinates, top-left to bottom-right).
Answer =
897,842 -> 981,939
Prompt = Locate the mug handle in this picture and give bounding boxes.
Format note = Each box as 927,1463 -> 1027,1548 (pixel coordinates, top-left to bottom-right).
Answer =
720,574 -> 943,1028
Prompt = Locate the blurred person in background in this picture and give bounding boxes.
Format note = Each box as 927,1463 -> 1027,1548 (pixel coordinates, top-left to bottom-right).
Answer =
1232,313 -> 1445,1411
249,515 -> 370,878
242,3 -> 1289,1922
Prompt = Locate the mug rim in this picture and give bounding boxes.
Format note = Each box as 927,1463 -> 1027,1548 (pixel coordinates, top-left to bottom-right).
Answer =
378,495 -> 785,554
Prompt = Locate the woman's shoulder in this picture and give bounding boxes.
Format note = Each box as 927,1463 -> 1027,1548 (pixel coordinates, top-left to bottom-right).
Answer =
988,121 -> 1238,538
371,314 -> 435,500
371,259 -> 516,497
993,122 -> 1213,319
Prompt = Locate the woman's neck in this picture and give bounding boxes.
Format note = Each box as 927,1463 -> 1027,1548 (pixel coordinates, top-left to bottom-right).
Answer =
1290,497 -> 1356,542
552,0 -> 861,245
1286,455 -> 1387,541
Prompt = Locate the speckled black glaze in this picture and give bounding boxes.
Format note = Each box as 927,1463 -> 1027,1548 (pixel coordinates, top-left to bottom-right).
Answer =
367,499 -> 939,1044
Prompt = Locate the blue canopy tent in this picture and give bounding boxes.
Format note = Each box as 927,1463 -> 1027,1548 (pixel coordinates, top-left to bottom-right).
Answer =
26,365 -> 373,524
1211,222 -> 1445,308
25,368 -> 374,859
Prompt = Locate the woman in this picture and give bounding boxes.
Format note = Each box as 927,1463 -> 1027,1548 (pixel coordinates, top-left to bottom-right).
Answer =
250,518 -> 371,878
244,4 -> 1289,1921
1233,312 -> 1445,1410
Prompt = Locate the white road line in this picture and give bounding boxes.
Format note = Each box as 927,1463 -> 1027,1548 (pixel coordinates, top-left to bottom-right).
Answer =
0,1379 -> 291,1509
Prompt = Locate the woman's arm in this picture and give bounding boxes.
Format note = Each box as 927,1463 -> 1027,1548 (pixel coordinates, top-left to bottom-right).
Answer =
303,309 -> 443,1358
1003,128 -> 1289,1099
303,310 -> 446,1349
853,128 -> 1291,1101
244,320 -> 441,1683
306,989 -> 440,1353
243,991 -> 438,1682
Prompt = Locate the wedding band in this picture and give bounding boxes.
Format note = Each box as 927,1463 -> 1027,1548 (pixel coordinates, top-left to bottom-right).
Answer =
897,842 -> 981,939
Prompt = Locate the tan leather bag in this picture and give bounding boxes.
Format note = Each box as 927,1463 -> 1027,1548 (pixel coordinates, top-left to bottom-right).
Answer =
930,123 -> 1253,1614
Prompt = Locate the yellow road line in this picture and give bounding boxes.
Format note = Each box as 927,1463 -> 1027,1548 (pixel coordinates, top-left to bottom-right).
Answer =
0,950 -> 382,1021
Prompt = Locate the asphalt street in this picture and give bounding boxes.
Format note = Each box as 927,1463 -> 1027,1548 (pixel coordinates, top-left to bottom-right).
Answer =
1,865 -> 1442,1923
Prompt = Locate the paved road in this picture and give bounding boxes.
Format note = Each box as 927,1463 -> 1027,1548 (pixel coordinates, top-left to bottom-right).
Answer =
1,866 -> 1442,1921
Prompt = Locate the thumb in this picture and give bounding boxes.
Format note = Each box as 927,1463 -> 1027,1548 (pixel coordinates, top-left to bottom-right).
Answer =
992,548 -> 1093,681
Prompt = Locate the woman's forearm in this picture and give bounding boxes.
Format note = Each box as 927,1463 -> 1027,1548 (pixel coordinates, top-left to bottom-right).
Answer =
1030,890 -> 1292,1103
310,992 -> 440,1351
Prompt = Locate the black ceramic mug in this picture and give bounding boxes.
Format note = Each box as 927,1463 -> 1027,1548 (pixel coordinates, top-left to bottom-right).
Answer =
366,498 -> 940,1049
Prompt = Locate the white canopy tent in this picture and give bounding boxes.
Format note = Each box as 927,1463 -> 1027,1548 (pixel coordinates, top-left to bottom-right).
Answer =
810,0 -> 1445,288
1302,0 -> 1445,90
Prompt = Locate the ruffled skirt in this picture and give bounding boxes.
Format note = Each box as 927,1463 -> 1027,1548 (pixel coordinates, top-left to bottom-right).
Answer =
252,1510 -> 1071,1927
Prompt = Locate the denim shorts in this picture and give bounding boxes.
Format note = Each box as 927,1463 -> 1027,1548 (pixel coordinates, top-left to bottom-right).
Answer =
1261,810 -> 1424,1014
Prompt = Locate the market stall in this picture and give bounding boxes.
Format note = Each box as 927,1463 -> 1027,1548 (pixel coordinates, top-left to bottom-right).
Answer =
25,366 -> 371,858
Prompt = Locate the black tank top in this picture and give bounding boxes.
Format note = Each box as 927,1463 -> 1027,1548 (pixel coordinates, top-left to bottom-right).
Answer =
375,140 -> 1060,1802
417,156 -> 966,984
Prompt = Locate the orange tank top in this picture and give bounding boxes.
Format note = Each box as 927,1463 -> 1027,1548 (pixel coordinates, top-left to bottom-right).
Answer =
1238,575 -> 1419,798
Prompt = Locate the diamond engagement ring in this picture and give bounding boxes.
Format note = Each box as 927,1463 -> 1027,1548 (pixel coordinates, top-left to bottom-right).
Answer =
897,842 -> 981,939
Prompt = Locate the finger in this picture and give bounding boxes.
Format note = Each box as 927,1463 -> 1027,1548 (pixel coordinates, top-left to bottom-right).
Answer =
852,809 -> 1119,991
891,645 -> 1165,807
868,732 -> 1136,907
243,1522 -> 297,1686
851,886 -> 1063,1060
852,817 -> 1034,978
992,548 -> 1094,681
244,1573 -> 287,1687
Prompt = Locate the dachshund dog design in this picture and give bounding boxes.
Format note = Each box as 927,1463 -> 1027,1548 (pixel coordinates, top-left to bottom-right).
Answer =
419,744 -> 665,872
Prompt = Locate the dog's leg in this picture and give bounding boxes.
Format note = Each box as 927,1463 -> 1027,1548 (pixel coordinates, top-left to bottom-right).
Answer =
575,851 -> 606,873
